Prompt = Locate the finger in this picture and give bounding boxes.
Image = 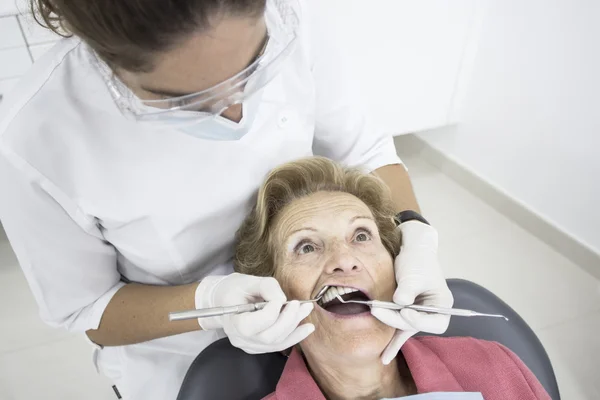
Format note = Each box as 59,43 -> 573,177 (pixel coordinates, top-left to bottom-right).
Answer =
228,335 -> 254,353
392,283 -> 420,306
256,301 -> 302,344
381,330 -> 417,365
232,299 -> 284,337
434,288 -> 455,308
244,321 -> 316,354
400,308 -> 451,335
241,276 -> 287,303
298,302 -> 315,320
370,307 -> 417,331
258,302 -> 314,344
415,288 -> 455,309
276,323 -> 316,350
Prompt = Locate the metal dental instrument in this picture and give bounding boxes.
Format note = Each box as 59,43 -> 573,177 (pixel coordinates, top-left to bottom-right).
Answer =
335,295 -> 509,321
169,285 -> 330,322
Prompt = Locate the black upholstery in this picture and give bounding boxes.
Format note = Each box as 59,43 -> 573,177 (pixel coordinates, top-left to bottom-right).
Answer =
425,279 -> 560,399
177,338 -> 287,400
177,279 -> 560,400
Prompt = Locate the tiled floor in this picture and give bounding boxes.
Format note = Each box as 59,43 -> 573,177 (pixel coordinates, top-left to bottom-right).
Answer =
0,138 -> 598,399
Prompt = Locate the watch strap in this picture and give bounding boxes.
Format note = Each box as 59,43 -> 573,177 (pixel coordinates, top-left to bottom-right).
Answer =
394,210 -> 430,226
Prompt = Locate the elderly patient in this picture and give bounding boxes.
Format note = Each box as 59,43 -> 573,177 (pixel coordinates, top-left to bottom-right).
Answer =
234,157 -> 550,400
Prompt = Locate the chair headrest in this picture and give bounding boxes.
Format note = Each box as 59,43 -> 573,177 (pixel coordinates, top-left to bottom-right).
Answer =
177,337 -> 287,400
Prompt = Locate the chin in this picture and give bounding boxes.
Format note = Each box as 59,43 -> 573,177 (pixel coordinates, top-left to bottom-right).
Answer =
306,324 -> 395,362
337,340 -> 387,361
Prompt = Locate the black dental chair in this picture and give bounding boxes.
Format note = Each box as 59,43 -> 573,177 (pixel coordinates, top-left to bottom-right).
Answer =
177,279 -> 561,400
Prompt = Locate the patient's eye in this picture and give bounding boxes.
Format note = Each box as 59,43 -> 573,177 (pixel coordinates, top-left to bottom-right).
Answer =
300,244 -> 315,254
353,228 -> 372,242
295,240 -> 316,255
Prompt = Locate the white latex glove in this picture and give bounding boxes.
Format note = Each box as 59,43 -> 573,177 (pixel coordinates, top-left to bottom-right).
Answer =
195,273 -> 315,354
371,220 -> 454,365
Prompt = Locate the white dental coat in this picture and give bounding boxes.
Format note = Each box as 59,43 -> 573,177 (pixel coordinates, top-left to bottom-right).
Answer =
0,1 -> 401,399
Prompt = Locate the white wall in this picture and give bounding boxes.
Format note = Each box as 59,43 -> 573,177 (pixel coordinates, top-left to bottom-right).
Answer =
418,0 -> 600,254
313,0 -> 480,135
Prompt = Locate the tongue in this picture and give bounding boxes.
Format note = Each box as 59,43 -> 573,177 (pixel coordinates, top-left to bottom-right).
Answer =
324,302 -> 370,315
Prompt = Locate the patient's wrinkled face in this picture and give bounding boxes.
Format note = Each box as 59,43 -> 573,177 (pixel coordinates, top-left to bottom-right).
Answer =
273,191 -> 396,359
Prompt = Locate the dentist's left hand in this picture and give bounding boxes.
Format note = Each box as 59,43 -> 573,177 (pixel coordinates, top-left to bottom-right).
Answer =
371,221 -> 454,364
195,273 -> 315,354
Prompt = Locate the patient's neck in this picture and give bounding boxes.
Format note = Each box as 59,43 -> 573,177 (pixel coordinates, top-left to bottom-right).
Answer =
302,348 -> 414,400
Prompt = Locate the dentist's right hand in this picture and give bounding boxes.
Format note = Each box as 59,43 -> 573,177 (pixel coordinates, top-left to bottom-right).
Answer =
195,273 -> 315,354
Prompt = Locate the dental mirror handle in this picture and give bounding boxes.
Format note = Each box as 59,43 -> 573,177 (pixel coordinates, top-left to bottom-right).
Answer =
169,297 -> 321,322
169,302 -> 268,321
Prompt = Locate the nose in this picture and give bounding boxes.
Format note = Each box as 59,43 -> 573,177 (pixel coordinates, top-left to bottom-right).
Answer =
324,244 -> 363,274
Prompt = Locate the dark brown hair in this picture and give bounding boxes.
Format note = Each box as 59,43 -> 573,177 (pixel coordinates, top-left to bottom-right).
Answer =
234,157 -> 401,277
30,0 -> 266,72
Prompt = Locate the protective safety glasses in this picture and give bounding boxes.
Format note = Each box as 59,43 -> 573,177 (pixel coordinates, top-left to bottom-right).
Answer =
100,0 -> 300,125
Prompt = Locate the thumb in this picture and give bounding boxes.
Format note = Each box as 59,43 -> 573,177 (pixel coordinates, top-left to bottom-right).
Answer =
381,330 -> 417,365
231,299 -> 285,337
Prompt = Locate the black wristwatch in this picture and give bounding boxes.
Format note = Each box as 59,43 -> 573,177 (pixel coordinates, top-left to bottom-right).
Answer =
394,210 -> 430,227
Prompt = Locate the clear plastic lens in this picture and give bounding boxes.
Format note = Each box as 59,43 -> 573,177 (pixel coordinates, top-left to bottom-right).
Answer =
100,0 -> 299,124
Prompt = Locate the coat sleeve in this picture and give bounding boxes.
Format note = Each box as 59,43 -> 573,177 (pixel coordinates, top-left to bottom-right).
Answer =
0,149 -> 125,333
302,0 -> 402,172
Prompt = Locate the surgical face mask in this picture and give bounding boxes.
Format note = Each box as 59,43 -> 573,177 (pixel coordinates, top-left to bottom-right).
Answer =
98,0 -> 299,127
171,86 -> 265,141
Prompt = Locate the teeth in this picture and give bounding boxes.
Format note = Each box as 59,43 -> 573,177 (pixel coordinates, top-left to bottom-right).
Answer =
320,286 -> 359,304
342,287 -> 358,295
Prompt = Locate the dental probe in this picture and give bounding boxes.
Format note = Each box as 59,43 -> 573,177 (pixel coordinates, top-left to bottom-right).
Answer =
335,295 -> 509,321
168,285 -> 329,322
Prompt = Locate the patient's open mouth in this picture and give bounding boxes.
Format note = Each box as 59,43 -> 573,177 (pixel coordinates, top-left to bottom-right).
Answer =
318,286 -> 371,316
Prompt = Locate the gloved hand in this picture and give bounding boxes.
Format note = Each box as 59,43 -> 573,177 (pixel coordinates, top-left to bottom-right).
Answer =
195,273 -> 315,354
371,220 -> 454,365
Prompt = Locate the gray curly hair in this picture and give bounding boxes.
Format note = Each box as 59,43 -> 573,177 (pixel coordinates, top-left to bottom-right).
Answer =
234,157 -> 401,277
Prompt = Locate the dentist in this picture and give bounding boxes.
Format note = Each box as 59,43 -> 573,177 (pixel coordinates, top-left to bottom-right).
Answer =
0,0 -> 452,399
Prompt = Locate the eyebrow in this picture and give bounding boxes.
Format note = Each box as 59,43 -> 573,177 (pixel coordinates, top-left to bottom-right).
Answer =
141,33 -> 270,99
286,215 -> 374,238
350,215 -> 374,223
